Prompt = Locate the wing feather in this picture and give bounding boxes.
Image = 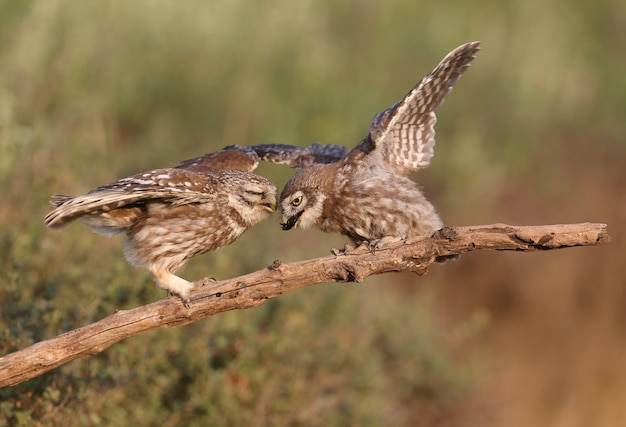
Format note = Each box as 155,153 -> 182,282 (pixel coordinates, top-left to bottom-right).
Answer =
174,145 -> 259,173
247,143 -> 349,168
45,169 -> 218,229
364,41 -> 480,173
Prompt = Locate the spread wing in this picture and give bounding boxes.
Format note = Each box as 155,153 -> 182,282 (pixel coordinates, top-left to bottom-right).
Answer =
243,143 -> 349,168
174,145 -> 260,173
45,140 -> 347,229
45,168 -> 218,229
175,143 -> 348,172
358,41 -> 480,173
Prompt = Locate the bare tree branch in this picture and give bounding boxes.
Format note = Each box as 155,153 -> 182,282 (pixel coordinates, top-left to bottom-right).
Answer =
0,223 -> 609,387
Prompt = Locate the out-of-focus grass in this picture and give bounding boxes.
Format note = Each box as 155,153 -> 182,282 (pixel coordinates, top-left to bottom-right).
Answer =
0,0 -> 624,425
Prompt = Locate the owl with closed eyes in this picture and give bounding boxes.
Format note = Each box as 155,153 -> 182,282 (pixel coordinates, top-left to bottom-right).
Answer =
279,42 -> 480,253
45,143 -> 347,306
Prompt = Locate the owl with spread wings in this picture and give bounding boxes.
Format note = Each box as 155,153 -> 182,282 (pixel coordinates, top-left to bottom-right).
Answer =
279,42 -> 480,253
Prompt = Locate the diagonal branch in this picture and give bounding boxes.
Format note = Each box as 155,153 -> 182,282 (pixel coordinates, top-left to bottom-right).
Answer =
0,223 -> 609,387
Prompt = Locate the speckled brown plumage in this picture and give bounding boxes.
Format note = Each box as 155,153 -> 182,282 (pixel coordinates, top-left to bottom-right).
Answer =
279,42 -> 480,251
45,146 -> 277,305
45,141 -> 353,304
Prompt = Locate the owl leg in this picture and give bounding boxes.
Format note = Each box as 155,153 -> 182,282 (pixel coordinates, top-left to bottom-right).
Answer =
149,268 -> 196,308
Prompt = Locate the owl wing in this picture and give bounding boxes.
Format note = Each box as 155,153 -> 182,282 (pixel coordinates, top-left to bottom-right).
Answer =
245,143 -> 349,168
174,145 -> 260,173
174,143 -> 348,172
361,41 -> 480,173
45,168 -> 219,229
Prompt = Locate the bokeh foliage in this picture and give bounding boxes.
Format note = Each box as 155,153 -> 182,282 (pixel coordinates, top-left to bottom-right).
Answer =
0,0 -> 623,425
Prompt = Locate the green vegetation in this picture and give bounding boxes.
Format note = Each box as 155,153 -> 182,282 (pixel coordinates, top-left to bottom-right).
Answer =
0,0 -> 623,425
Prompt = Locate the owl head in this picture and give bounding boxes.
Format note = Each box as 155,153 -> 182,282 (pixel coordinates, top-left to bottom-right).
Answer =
220,170 -> 278,226
279,165 -> 329,231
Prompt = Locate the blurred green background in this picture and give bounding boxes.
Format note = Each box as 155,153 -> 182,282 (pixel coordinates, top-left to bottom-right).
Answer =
1,0 -> 624,425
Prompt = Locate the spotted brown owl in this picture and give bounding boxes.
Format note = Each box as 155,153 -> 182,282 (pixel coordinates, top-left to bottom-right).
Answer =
279,42 -> 480,253
45,144 -> 347,306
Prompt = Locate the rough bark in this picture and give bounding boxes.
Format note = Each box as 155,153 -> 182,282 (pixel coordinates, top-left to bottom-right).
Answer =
0,223 -> 609,387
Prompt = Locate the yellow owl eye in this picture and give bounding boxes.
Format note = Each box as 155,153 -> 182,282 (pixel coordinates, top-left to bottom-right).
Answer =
291,196 -> 303,207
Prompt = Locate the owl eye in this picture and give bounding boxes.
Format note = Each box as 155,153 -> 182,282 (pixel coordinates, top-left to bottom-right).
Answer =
291,196 -> 303,207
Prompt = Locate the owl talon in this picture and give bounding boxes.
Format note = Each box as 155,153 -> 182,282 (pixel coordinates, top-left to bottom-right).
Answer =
367,240 -> 381,254
331,243 -> 354,256
150,270 -> 196,308
181,297 -> 191,309
165,291 -> 191,308
367,236 -> 404,254
199,276 -> 217,287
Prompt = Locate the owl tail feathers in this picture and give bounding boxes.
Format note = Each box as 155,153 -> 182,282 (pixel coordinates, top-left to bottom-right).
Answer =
44,193 -> 142,234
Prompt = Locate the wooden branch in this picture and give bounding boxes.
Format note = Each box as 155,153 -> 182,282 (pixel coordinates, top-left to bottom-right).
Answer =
0,223 -> 609,387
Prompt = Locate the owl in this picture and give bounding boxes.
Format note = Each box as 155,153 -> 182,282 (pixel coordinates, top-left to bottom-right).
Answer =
45,143 -> 347,306
279,42 -> 481,253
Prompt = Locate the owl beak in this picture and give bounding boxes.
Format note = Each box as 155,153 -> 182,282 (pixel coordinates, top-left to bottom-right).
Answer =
264,198 -> 277,214
280,215 -> 299,230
